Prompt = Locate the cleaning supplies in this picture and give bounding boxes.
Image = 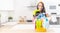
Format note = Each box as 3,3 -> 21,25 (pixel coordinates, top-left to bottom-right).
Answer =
35,13 -> 49,32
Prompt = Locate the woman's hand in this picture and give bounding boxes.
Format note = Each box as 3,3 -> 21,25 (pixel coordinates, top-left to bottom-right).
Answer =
46,13 -> 51,21
41,18 -> 44,22
46,13 -> 49,17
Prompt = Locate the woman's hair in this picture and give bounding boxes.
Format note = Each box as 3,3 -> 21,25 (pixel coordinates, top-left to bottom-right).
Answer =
37,2 -> 46,13
37,2 -> 47,17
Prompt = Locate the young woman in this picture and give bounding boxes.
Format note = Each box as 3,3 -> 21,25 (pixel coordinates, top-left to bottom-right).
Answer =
33,2 -> 49,18
33,2 -> 50,32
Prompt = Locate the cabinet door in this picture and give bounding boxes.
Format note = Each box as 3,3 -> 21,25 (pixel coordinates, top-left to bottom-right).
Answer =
0,11 -> 8,23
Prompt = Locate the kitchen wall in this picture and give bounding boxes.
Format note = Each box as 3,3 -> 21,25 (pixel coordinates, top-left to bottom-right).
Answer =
0,0 -> 60,23
0,0 -> 14,10
14,0 -> 60,21
14,0 -> 33,21
0,0 -> 14,23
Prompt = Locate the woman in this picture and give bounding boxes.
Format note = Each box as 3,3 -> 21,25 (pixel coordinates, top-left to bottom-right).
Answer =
33,2 -> 49,23
33,2 -> 49,17
33,2 -> 50,32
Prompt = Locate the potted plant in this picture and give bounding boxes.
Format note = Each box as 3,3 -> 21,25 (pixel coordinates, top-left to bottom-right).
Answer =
8,16 -> 13,22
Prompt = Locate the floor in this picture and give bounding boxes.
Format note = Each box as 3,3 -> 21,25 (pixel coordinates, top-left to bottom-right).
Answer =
0,22 -> 60,33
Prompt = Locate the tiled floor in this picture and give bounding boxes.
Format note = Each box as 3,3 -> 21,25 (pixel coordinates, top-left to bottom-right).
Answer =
0,22 -> 60,33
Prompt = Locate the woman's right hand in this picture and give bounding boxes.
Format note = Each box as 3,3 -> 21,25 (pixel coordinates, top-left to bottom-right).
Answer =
41,18 -> 44,22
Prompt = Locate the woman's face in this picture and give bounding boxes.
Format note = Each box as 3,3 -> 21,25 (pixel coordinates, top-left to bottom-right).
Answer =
38,3 -> 43,11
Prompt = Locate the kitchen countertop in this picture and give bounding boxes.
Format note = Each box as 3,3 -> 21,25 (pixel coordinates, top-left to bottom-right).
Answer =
0,22 -> 60,33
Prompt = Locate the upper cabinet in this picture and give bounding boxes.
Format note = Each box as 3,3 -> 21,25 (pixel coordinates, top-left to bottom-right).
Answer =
0,0 -> 14,10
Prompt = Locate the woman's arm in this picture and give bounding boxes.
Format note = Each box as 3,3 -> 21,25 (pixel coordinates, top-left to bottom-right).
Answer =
46,13 -> 51,20
46,13 -> 49,17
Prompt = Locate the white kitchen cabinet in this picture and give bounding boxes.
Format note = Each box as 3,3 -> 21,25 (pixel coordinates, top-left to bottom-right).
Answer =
0,0 -> 14,10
